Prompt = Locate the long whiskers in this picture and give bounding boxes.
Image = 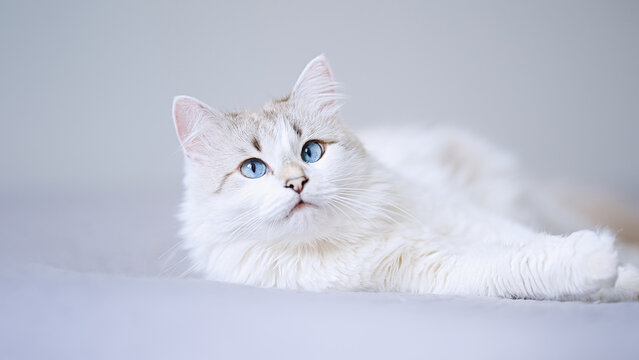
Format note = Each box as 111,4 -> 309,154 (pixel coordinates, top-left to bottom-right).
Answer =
158,240 -> 190,277
336,189 -> 420,224
330,195 -> 401,225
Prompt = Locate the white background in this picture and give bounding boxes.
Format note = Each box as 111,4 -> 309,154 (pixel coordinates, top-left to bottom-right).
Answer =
1,0 -> 638,200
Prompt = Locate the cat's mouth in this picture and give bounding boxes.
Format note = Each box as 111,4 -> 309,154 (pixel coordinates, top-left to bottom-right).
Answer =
293,201 -> 307,211
285,200 -> 315,218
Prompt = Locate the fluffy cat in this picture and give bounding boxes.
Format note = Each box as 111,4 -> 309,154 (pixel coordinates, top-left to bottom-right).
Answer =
172,55 -> 639,301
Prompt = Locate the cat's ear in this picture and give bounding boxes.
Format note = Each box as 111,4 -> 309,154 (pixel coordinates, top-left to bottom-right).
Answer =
172,95 -> 222,161
291,54 -> 342,115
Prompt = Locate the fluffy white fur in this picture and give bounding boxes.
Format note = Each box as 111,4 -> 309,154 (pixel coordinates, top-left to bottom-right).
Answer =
172,55 -> 639,301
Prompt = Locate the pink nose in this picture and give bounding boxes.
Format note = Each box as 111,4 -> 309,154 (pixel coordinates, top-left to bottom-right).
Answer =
285,176 -> 308,193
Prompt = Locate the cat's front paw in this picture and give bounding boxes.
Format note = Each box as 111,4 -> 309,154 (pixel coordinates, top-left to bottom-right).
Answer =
578,265 -> 639,302
566,230 -> 618,294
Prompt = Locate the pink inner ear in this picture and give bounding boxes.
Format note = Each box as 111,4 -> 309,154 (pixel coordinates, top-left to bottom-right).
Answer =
173,97 -> 196,145
172,96 -> 212,159
292,55 -> 341,113
293,56 -> 334,95
307,61 -> 335,92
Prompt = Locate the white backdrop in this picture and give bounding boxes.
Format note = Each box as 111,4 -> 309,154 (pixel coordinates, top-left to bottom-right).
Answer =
1,0 -> 638,201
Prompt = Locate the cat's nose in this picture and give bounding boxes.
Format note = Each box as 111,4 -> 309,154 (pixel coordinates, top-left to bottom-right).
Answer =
285,176 -> 308,193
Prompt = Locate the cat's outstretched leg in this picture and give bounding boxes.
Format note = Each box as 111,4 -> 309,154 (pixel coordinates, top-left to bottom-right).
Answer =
368,228 -> 622,300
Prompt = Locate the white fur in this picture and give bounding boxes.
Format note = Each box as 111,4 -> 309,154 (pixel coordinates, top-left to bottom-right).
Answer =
172,55 -> 639,301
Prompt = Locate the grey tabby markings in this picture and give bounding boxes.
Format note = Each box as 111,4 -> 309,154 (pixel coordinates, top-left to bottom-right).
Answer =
252,138 -> 261,152
214,171 -> 235,194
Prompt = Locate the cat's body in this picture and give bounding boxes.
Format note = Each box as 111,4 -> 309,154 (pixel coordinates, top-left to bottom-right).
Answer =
173,55 -> 639,301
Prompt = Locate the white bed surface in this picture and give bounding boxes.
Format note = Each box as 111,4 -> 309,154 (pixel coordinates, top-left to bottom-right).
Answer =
1,190 -> 638,360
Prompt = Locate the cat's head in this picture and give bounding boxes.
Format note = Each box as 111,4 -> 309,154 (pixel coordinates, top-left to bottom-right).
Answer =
173,55 -> 388,244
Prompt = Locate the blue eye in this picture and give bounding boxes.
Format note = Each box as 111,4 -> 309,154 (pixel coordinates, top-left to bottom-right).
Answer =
301,141 -> 324,163
240,158 -> 267,178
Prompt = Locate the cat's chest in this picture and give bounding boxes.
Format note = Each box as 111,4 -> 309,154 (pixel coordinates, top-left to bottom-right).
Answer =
205,240 -> 368,291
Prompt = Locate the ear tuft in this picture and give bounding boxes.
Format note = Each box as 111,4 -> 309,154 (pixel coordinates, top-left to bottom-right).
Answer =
172,95 -> 218,160
291,55 -> 342,114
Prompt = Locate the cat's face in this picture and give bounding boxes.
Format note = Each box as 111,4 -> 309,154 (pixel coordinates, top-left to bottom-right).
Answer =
174,56 -> 375,243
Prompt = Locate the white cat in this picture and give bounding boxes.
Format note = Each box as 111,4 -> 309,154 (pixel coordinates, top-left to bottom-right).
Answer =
172,55 -> 639,301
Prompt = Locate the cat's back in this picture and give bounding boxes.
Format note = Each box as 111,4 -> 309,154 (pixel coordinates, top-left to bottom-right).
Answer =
356,125 -> 533,221
357,125 -> 518,188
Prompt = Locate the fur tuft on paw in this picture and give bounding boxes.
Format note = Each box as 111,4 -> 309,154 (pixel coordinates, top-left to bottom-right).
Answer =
615,265 -> 639,297
568,230 -> 618,292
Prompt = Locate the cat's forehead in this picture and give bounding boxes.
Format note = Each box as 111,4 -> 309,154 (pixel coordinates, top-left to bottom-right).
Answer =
222,107 -> 287,140
223,97 -> 335,143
